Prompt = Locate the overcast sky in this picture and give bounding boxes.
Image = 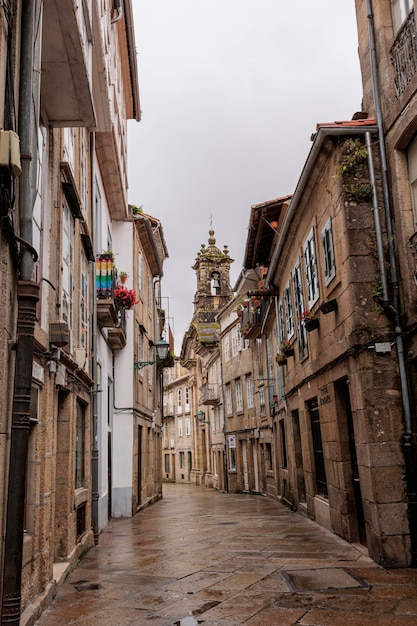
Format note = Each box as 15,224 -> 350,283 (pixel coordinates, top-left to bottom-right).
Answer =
127,1 -> 364,352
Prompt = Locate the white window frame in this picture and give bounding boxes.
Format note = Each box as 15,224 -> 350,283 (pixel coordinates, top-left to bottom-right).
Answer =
293,259 -> 308,357
231,326 -> 239,357
178,419 -> 183,437
246,374 -> 254,409
80,250 -> 89,353
322,217 -> 336,286
224,333 -> 231,361
138,250 -> 144,294
185,418 -> 191,436
62,199 -> 74,334
303,227 -> 319,308
391,0 -> 413,34
235,378 -> 243,412
184,386 -> 190,413
284,282 -> 294,339
225,384 -> 232,415
177,388 -> 182,415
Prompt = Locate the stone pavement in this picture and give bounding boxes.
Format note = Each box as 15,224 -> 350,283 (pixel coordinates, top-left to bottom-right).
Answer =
33,483 -> 417,625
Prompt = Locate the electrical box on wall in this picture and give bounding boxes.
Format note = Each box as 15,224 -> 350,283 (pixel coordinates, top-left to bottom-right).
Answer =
0,130 -> 22,176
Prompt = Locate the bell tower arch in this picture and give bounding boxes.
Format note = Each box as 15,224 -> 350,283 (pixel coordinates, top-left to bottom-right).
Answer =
192,230 -> 234,316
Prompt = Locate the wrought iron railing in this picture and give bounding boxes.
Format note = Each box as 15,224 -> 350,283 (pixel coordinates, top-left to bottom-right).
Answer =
391,10 -> 417,97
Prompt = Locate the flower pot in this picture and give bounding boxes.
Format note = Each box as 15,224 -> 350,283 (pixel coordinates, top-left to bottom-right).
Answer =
283,348 -> 295,357
119,275 -> 127,285
277,358 -> 287,367
320,299 -> 338,314
304,317 -> 319,332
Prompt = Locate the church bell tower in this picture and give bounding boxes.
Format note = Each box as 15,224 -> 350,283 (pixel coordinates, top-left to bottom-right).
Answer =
191,230 -> 234,342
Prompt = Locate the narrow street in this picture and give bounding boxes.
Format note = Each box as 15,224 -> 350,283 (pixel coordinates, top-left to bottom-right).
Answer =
33,483 -> 417,626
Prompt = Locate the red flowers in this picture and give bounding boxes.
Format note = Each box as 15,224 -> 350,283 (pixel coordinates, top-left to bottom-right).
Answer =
114,286 -> 138,309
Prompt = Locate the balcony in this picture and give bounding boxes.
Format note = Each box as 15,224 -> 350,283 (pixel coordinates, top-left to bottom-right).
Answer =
96,253 -> 118,329
201,383 -> 221,406
391,10 -> 417,97
240,299 -> 268,340
42,0 -> 95,127
107,307 -> 127,351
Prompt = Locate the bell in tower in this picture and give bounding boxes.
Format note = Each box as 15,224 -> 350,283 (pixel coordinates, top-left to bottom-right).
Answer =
190,230 -> 234,342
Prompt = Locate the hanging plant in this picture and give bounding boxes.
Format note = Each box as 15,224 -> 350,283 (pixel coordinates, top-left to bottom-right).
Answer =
114,286 -> 138,309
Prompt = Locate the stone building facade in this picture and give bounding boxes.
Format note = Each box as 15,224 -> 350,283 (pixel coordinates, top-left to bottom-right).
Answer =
354,0 -> 417,566
0,2 -> 169,623
162,360 -> 193,483
180,231 -> 234,487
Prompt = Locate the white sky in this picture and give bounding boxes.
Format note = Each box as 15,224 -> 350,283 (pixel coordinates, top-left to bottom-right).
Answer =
127,1 -> 364,352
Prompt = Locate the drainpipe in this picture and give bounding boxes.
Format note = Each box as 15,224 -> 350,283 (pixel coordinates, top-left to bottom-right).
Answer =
111,0 -> 123,24
90,132 -> 99,545
366,0 -> 417,565
1,1 -> 40,623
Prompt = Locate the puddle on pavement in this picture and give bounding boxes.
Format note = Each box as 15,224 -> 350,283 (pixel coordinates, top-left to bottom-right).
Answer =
173,619 -> 199,626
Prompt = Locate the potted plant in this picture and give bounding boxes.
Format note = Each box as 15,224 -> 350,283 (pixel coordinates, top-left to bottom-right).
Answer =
114,286 -> 138,310
279,340 -> 294,357
299,310 -> 319,331
119,271 -> 129,285
276,352 -> 287,366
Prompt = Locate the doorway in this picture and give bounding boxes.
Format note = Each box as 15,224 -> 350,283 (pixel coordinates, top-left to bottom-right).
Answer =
137,425 -> 143,507
335,379 -> 367,545
242,440 -> 249,491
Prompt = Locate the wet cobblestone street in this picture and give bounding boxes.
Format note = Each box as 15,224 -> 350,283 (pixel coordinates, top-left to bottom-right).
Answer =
32,483 -> 417,625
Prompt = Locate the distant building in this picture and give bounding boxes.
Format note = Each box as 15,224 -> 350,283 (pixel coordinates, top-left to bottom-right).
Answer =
162,360 -> 193,483
180,231 -> 234,487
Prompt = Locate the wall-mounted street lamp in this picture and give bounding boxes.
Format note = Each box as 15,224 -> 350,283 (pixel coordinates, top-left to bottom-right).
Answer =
134,337 -> 170,370
196,410 -> 210,425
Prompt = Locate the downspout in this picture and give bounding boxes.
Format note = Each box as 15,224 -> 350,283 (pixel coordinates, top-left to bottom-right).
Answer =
216,311 -> 229,493
111,0 -> 123,24
90,132 -> 99,545
1,1 -> 40,623
366,0 -> 417,565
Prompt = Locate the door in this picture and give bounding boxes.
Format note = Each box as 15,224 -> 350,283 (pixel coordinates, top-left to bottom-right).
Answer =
252,440 -> 259,492
137,426 -> 142,506
336,379 -> 367,545
242,440 -> 249,491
